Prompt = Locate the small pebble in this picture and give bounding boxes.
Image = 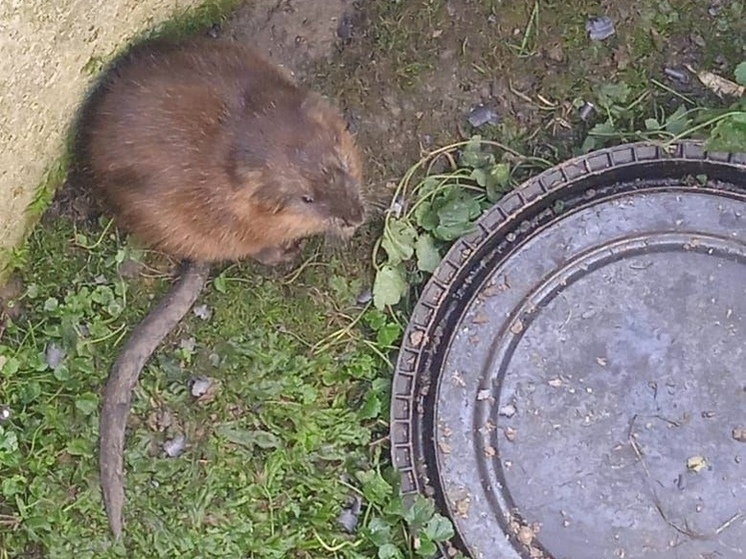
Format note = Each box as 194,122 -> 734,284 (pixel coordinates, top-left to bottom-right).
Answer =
45,343 -> 66,370
193,304 -> 212,321
467,104 -> 499,128
190,376 -> 212,398
579,101 -> 595,121
163,435 -> 187,458
0,406 -> 11,421
356,288 -> 373,305
586,16 -> 615,41
179,337 -> 196,352
498,403 -> 517,418
664,67 -> 688,82
337,495 -> 363,533
686,455 -> 707,472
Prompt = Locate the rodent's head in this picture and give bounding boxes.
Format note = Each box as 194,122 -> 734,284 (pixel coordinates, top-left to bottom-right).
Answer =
231,92 -> 366,240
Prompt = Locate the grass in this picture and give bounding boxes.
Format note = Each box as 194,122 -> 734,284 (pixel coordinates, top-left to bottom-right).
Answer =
1,0 -> 745,557
0,216 -> 450,558
368,0 -> 447,88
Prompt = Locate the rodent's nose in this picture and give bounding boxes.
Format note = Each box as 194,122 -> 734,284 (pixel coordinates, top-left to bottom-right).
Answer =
345,201 -> 365,227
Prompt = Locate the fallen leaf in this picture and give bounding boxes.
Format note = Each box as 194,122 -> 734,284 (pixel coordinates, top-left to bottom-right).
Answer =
686,455 -> 707,472
686,64 -> 745,97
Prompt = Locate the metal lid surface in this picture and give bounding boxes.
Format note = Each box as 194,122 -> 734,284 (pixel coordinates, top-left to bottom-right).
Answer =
391,141 -> 746,559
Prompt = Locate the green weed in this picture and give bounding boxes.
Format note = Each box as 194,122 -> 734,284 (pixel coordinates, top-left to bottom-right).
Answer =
371,58 -> 746,312
371,137 -> 552,309
0,215 -> 461,558
580,63 -> 746,153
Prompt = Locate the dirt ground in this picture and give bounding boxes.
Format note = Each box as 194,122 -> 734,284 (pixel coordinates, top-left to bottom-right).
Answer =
213,0 -> 743,207
50,0 -> 743,231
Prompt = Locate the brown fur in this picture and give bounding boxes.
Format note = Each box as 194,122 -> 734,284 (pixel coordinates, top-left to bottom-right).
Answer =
79,37 -> 366,540
84,38 -> 365,263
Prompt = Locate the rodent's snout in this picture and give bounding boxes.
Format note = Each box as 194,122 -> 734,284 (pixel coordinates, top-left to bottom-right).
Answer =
344,197 -> 366,228
330,194 -> 366,239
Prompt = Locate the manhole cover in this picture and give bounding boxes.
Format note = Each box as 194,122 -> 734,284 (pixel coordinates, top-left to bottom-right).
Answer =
391,141 -> 746,559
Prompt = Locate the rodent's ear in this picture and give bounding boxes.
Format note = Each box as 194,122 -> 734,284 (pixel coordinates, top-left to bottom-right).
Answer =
249,178 -> 294,213
229,165 -> 284,211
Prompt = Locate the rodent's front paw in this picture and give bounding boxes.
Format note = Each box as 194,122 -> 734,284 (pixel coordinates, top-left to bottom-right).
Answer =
252,240 -> 304,267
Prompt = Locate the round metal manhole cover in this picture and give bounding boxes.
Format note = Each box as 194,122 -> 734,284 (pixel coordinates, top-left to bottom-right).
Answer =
391,141 -> 746,559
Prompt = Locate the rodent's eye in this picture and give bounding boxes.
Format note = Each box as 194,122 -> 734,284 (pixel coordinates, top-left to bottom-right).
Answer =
302,194 -> 315,204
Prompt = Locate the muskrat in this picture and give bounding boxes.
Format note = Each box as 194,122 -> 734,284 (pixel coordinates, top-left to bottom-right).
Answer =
77,37 -> 365,539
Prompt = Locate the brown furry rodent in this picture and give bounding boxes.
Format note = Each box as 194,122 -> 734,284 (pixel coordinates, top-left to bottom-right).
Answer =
78,37 -> 365,540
